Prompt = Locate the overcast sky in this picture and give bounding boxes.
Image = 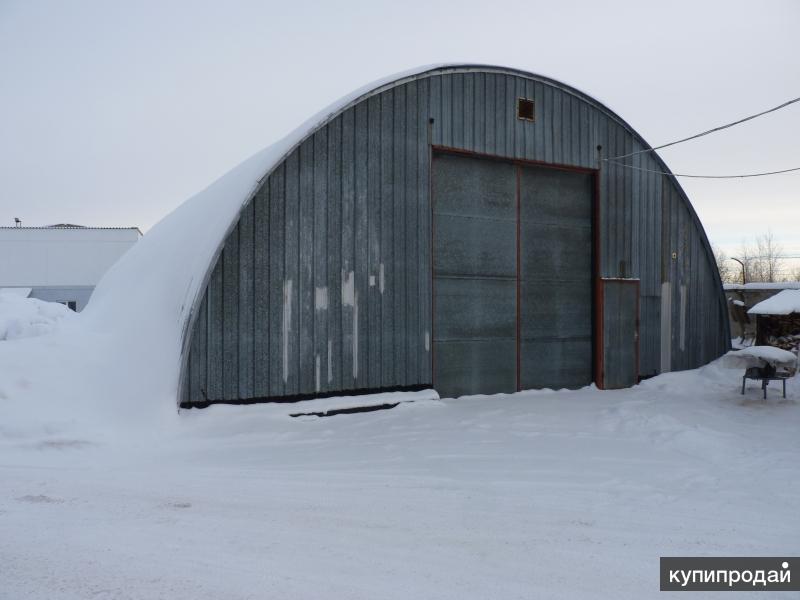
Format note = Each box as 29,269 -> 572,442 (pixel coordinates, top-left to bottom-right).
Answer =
1,0 -> 798,268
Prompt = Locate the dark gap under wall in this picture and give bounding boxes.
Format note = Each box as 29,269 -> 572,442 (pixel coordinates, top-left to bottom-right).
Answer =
179,384 -> 431,410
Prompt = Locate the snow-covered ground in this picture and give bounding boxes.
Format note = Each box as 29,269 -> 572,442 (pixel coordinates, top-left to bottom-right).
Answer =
2,349 -> 799,599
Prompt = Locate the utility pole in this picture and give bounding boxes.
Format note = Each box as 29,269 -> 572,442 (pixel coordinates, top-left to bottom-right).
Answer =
731,257 -> 747,285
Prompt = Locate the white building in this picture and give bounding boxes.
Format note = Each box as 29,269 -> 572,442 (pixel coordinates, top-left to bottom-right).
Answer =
0,224 -> 141,310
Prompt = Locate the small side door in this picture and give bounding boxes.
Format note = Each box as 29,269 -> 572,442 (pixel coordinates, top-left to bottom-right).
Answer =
599,278 -> 640,389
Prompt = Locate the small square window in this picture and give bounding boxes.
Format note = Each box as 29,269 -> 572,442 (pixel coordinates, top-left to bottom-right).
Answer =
517,98 -> 535,121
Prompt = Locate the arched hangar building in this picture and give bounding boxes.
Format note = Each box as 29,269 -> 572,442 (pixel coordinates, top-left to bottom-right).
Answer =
174,65 -> 729,407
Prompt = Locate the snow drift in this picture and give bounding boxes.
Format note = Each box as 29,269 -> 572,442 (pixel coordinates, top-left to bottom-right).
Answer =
0,293 -> 75,341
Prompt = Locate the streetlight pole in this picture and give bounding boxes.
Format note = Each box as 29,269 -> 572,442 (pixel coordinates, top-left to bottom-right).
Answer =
731,257 -> 747,285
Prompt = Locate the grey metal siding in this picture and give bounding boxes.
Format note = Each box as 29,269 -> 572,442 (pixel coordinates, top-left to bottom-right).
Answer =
182,67 -> 728,404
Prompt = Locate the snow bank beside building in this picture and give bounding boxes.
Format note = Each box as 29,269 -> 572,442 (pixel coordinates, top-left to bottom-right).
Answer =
0,293 -> 75,341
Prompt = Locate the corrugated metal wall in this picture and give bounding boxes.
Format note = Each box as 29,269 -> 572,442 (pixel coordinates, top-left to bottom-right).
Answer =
181,66 -> 728,405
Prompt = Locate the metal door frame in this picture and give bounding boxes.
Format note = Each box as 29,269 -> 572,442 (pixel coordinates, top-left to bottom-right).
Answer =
430,145 -> 599,394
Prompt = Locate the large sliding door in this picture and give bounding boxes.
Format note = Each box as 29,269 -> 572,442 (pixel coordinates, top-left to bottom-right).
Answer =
519,166 -> 593,390
432,154 -> 517,398
432,152 -> 594,398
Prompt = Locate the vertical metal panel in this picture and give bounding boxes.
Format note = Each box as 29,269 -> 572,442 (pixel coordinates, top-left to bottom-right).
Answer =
514,77 -> 527,159
616,127 -> 628,274
284,151 -> 300,394
563,92 -> 573,164
578,100 -> 589,167
473,72 -> 485,154
367,94 -> 381,388
393,85 -> 408,384
340,108 -> 356,387
484,73 -> 496,155
542,85 -> 556,163
380,91 -> 394,386
524,78 -> 536,159
313,129 -> 328,393
601,118 -> 614,276
495,72 -> 506,156
238,199 -> 255,399
569,94 -> 580,166
550,85 -> 560,164
253,186 -> 269,397
441,72 -> 452,147
640,295 -> 660,377
669,183 -> 681,370
268,165 -> 286,397
429,74 -> 442,145
615,127 -> 627,275
652,162 -> 663,293
298,139 -> 315,392
623,133 -> 633,275
354,101 -> 369,387
205,261 -> 223,400
405,80 -> 420,386
189,294 -> 207,401
630,140 -> 641,279
533,80 -> 546,160
451,73 -> 463,149
463,74 -> 474,150
222,226 -> 239,399
504,75 -> 515,157
690,228 -> 700,367
418,76 -> 432,384
327,116 -> 343,391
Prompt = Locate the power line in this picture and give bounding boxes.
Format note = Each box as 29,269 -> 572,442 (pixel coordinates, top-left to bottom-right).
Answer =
725,255 -> 800,260
604,161 -> 800,179
605,95 -> 800,161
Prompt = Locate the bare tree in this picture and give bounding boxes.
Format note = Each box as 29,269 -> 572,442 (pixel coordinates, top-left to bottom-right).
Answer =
734,231 -> 785,283
712,244 -> 734,283
755,230 -> 784,283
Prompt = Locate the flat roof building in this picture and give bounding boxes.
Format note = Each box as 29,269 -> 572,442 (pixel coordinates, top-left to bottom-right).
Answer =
0,224 -> 141,311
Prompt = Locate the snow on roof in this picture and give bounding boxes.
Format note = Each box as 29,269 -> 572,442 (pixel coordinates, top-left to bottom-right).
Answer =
79,64 -> 454,410
748,289 -> 800,316
724,282 -> 800,291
